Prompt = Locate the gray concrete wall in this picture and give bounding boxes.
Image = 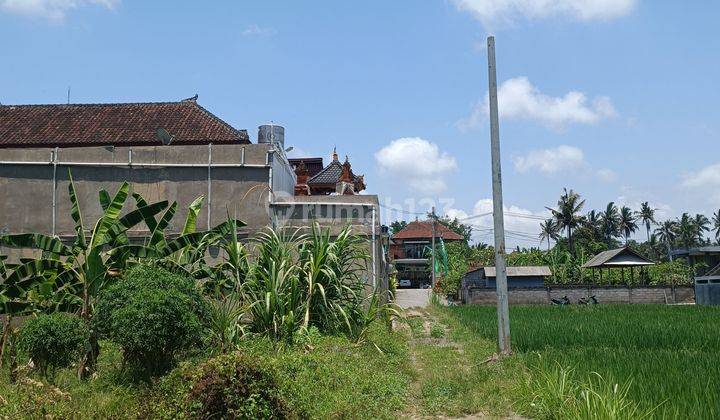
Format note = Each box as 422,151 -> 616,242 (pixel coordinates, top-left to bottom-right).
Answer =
463,285 -> 695,305
0,143 -> 278,259
0,144 -> 387,293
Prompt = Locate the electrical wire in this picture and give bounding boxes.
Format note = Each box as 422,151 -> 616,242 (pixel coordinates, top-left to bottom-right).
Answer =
378,202 -> 427,216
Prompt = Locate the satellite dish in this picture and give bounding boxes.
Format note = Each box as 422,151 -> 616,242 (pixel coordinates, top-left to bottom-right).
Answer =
156,128 -> 174,145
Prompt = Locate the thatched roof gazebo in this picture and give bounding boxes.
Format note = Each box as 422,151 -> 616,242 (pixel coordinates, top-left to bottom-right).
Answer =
581,247 -> 655,284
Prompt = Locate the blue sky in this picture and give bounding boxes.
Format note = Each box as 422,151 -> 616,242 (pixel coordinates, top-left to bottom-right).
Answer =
1,0 -> 719,247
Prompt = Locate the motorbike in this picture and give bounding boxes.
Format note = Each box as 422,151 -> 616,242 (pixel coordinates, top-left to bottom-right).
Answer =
551,295 -> 571,305
579,295 -> 599,305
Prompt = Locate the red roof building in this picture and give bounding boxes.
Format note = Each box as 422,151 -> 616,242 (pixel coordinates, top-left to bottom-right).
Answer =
391,220 -> 464,241
390,220 -> 465,288
0,96 -> 249,148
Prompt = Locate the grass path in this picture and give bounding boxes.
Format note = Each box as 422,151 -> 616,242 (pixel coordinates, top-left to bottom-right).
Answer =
400,306 -> 524,419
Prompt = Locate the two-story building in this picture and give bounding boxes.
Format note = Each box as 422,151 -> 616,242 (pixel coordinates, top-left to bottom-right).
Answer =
389,220 -> 463,288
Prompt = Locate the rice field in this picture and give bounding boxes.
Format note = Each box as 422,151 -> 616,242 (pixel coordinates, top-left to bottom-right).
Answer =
442,304 -> 720,419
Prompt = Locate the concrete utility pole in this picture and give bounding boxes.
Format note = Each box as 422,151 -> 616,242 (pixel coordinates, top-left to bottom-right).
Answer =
487,36 -> 511,355
431,206 -> 436,288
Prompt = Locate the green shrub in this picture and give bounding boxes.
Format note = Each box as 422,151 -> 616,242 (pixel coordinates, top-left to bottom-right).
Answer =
94,264 -> 209,377
17,313 -> 89,379
147,353 -> 290,419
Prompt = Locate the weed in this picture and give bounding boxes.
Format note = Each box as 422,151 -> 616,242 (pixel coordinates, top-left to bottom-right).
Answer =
429,323 -> 445,339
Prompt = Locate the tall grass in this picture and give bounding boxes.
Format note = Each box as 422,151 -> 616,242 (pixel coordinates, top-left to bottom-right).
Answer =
241,223 -> 391,344
527,364 -> 656,419
443,305 -> 720,418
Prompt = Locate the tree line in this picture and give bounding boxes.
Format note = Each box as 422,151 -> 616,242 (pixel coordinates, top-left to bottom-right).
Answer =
542,188 -> 720,261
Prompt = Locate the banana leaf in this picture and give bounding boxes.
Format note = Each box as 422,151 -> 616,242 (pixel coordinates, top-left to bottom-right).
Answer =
0,233 -> 73,256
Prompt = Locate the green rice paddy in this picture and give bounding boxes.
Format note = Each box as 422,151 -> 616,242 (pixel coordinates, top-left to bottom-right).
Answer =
442,304 -> 720,418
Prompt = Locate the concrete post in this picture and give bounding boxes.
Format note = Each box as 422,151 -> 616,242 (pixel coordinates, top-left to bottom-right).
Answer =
51,147 -> 58,236
487,36 -> 511,355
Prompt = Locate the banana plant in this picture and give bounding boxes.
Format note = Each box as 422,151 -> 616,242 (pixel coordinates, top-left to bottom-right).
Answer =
0,171 -> 169,378
110,194 -> 247,284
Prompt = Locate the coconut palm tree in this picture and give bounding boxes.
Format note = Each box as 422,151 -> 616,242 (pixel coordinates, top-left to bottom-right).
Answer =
538,219 -> 560,251
583,210 -> 603,241
546,188 -> 585,255
636,202 -> 656,242
655,220 -> 678,261
600,202 -> 621,245
619,206 -> 639,245
678,213 -> 696,249
713,210 -> 720,244
693,213 -> 710,244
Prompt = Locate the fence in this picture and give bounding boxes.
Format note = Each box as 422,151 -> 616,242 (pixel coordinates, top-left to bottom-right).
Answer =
462,284 -> 695,305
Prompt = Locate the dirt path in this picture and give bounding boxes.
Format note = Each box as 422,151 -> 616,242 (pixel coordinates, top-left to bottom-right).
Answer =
400,308 -> 483,419
398,307 -> 525,420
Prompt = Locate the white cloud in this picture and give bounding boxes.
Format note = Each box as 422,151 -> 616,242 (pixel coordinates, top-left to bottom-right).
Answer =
242,24 -> 276,37
460,77 -> 617,130
511,145 -> 617,183
596,168 -> 617,182
374,137 -> 458,195
0,0 -> 118,20
445,198 -> 551,248
513,145 -> 585,174
453,0 -> 637,27
682,162 -> 720,189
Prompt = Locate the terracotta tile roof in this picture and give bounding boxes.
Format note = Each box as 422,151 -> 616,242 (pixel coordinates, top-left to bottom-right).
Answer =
0,98 -> 249,149
392,220 -> 464,241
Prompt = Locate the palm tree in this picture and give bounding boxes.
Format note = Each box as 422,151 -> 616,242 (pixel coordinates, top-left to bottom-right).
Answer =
538,219 -> 559,251
619,206 -> 639,245
655,220 -> 678,260
547,188 -> 585,255
636,202 -> 656,242
693,213 -> 710,244
600,202 -> 621,245
678,213 -> 696,248
713,210 -> 720,244
583,210 -> 603,241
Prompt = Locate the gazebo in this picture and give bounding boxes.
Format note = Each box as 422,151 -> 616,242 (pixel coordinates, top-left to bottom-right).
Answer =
581,247 -> 655,283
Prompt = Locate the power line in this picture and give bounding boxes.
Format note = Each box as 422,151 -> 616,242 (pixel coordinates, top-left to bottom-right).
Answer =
378,202 -> 427,216
456,211 -> 547,222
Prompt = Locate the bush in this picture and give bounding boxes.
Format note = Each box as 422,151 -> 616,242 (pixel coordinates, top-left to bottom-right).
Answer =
147,353 -> 290,419
94,264 -> 209,377
17,313 -> 89,379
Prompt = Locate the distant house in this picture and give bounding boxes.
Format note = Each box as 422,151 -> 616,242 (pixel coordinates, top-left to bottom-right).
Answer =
462,266 -> 551,289
291,148 -> 365,196
670,246 -> 720,277
390,220 -> 464,288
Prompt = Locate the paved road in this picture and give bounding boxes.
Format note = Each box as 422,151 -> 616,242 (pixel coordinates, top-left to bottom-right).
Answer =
394,288 -> 432,309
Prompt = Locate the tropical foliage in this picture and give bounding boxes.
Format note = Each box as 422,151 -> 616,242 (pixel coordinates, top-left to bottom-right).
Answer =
0,175 -> 393,384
